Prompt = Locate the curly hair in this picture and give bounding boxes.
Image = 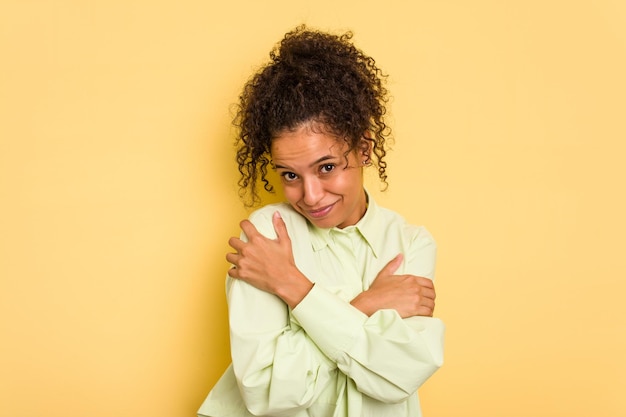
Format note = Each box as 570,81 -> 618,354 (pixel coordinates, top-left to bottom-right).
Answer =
234,25 -> 392,206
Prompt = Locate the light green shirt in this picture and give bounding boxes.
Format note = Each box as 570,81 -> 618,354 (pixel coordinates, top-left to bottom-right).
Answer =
198,196 -> 445,417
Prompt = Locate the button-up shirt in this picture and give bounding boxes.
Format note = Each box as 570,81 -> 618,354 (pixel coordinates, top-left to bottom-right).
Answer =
198,195 -> 444,417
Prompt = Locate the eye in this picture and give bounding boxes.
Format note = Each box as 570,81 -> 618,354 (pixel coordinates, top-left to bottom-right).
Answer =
280,172 -> 299,182
320,164 -> 335,174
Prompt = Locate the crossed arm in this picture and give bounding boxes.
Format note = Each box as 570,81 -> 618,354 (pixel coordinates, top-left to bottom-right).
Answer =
226,211 -> 436,317
224,210 -> 443,415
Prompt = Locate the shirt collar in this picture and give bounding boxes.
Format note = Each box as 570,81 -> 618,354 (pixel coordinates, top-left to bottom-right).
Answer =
308,190 -> 382,258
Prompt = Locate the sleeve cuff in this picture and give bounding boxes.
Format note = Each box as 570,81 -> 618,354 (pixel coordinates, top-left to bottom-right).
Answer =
291,284 -> 368,362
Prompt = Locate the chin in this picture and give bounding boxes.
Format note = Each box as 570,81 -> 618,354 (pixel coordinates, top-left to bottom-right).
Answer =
306,216 -> 338,229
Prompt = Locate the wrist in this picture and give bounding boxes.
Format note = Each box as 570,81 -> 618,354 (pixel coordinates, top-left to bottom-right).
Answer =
350,291 -> 375,316
275,268 -> 314,309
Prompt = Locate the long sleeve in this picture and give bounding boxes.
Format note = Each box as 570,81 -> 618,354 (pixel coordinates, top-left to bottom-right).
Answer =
290,225 -> 445,403
227,208 -> 337,416
291,290 -> 444,403
201,200 -> 445,417
228,279 -> 337,416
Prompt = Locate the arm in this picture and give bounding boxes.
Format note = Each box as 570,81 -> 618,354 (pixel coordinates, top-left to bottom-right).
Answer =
291,294 -> 444,404
228,211 -> 444,405
291,226 -> 445,403
350,253 -> 436,318
227,211 -> 313,309
225,210 -> 335,416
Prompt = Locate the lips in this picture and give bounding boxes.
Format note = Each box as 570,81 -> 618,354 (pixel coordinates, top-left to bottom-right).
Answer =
306,202 -> 335,218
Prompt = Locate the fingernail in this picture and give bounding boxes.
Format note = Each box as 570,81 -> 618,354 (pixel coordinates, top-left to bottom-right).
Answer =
274,211 -> 282,219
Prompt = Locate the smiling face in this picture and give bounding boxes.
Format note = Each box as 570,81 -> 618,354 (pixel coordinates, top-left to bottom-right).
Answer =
270,124 -> 369,229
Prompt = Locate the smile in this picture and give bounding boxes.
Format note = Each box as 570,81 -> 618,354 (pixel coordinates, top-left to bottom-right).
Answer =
306,203 -> 335,218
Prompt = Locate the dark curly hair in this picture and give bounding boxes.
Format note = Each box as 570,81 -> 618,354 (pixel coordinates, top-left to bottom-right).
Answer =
234,25 -> 392,206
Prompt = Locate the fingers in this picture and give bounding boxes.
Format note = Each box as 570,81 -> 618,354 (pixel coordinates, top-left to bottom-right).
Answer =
229,217 -> 278,266
418,286 -> 436,302
227,264 -> 240,278
238,219 -> 259,241
228,236 -> 245,253
418,295 -> 436,316
238,213 -> 289,242
416,304 -> 435,317
411,277 -> 436,301
225,250 -> 239,266
377,253 -> 404,278
414,276 -> 435,289
272,211 -> 291,242
226,213 -> 291,279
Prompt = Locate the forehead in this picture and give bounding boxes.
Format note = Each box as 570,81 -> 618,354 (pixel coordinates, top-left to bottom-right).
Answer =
270,125 -> 348,163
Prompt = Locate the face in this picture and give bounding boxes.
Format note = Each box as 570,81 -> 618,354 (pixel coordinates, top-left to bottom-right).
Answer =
270,125 -> 368,229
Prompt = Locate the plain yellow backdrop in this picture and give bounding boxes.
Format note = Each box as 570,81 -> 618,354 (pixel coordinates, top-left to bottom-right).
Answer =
1,1 -> 625,416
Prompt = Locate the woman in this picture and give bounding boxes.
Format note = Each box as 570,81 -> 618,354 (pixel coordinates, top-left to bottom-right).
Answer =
198,26 -> 444,417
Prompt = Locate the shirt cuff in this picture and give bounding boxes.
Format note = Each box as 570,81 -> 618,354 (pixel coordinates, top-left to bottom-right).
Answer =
291,284 -> 368,362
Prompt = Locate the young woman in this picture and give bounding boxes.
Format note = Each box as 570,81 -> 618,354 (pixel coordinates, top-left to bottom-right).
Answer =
198,26 -> 444,417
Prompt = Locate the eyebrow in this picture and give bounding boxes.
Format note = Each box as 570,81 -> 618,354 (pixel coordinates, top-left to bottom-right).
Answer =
274,155 -> 338,170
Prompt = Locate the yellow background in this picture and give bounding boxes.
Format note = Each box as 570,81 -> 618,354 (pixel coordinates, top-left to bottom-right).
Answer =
1,1 -> 625,416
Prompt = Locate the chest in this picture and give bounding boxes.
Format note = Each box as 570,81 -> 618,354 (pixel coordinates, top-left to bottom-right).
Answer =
295,227 -> 411,302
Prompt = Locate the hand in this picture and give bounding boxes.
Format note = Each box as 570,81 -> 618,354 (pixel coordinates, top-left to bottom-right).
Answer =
226,211 -> 313,308
351,254 -> 436,318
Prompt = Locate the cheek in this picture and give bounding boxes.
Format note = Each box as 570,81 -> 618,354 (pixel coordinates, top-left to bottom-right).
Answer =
282,185 -> 302,204
335,171 -> 362,194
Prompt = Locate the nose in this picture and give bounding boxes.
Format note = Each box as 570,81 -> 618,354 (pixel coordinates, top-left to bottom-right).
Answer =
302,176 -> 324,206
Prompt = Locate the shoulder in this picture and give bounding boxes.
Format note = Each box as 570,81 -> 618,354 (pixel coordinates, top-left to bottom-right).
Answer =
377,205 -> 437,278
248,202 -> 290,222
248,202 -> 309,238
376,205 -> 436,248
249,202 -> 303,225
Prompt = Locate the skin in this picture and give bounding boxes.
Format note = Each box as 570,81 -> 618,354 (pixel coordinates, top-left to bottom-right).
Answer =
271,123 -> 369,229
226,123 -> 436,316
